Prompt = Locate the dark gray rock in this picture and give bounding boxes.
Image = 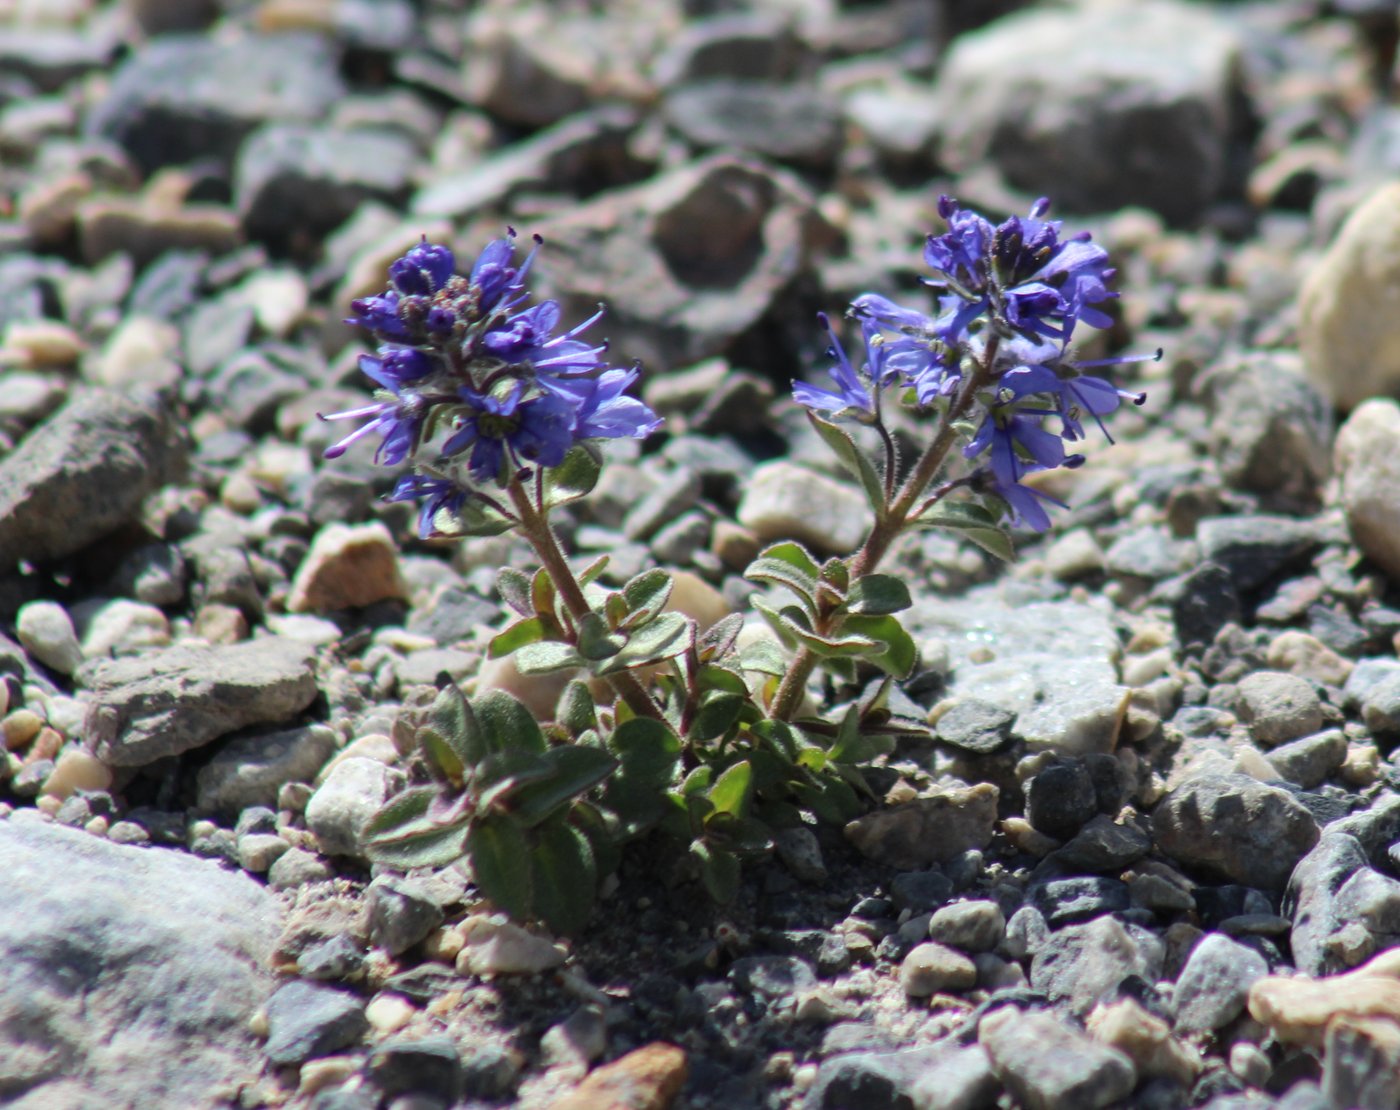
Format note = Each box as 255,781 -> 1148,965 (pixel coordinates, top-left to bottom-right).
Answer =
1052,814 -> 1152,873
0,389 -> 187,567
1286,831 -> 1369,976
1025,760 -> 1098,840
664,80 -> 843,171
936,699 -> 1015,754
82,638 -> 320,766
1267,728 -> 1347,788
182,531 -> 265,618
890,869 -> 954,915
367,1036 -> 463,1103
297,934 -> 365,982
88,33 -> 346,175
622,469 -> 702,542
804,1042 -> 996,1110
405,585 -> 498,646
1334,866 -> 1400,935
236,124 -> 419,248
1029,915 -> 1163,1017
263,980 -> 368,1065
0,26 -> 117,94
1196,516 -> 1321,593
1171,932 -> 1269,1036
196,724 -> 338,817
651,13 -> 813,86
933,0 -> 1247,224
367,875 -> 445,957
979,1006 -> 1136,1109
1152,773 -> 1320,890
1322,1013 -> 1400,1110
0,813 -> 279,1107
1028,877 -> 1131,926
1173,562 -> 1241,651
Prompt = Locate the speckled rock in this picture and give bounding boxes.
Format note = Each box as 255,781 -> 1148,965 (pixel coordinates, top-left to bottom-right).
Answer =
286,522 -> 408,613
980,1005 -> 1137,1110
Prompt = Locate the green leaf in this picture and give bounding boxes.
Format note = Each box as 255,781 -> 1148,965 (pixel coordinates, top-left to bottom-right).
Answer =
557,680 -> 597,735
739,638 -> 788,676
514,641 -> 585,674
744,557 -> 819,614
607,718 -> 682,789
576,612 -> 625,660
597,612 -> 691,674
695,664 -> 749,696
473,689 -> 547,757
914,500 -> 1015,561
531,568 -> 556,619
757,541 -> 822,579
698,612 -> 743,659
708,760 -> 753,818
469,815 -> 533,921
845,574 -> 912,616
576,554 -> 610,587
488,616 -> 548,659
807,413 -> 886,514
680,764 -> 713,795
510,745 -> 618,827
603,592 -> 628,629
820,558 -> 850,592
431,496 -> 514,538
496,568 -> 533,617
542,443 -> 603,510
420,730 -> 466,786
530,817 -> 598,934
424,683 -> 483,766
361,786 -> 473,869
693,840 -> 741,904
621,569 -> 673,629
826,701 -> 893,763
688,692 -> 746,743
704,812 -> 774,856
782,618 -> 878,659
843,613 -> 918,678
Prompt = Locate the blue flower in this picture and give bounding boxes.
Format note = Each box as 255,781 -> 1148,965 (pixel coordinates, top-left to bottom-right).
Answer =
386,473 -> 467,538
359,347 -> 436,389
389,240 -> 455,297
319,394 -> 425,466
792,311 -> 909,421
567,368 -> 662,440
470,229 -> 539,318
441,383 -> 576,483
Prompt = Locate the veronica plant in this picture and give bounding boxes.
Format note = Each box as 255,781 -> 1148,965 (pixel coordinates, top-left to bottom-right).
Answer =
335,203 -> 1148,933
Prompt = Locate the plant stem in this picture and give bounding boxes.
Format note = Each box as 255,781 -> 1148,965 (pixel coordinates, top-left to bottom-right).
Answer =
770,344 -> 998,721
507,481 -> 670,725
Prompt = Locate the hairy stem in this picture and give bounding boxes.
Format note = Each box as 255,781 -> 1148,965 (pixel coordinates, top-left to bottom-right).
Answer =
770,342 -> 999,721
508,481 -> 670,725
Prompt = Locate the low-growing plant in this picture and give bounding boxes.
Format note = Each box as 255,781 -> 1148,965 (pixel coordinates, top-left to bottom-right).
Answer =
323,201 -> 1152,932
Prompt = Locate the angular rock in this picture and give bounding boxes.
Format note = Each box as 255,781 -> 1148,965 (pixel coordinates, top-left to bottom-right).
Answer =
1172,933 -> 1269,1037
934,0 -> 1245,224
550,1042 -> 687,1110
1267,729 -> 1347,789
899,941 -> 977,998
1152,772 -> 1319,891
286,522 -> 408,613
844,783 -> 998,871
196,724 -> 338,817
305,757 -> 404,858
0,813 -> 279,1107
664,80 -> 842,171
1250,948 -> 1400,1048
1030,916 -> 1164,1018
88,33 -> 346,175
804,1042 -> 996,1110
737,461 -> 871,556
1195,515 -> 1320,593
0,388 -> 187,567
980,1006 -> 1137,1110
1236,671 -> 1324,747
82,638 -> 319,766
263,980 -> 367,1066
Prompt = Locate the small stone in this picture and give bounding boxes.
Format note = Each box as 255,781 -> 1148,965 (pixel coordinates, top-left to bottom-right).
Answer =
1249,948 -> 1400,1047
287,522 -> 407,613
549,1042 -> 687,1110
367,875 -> 445,956
772,826 -> 827,884
928,901 -> 1005,954
1030,916 -> 1163,1018
1266,729 -> 1347,789
1172,932 -> 1269,1037
1087,997 -> 1199,1086
194,603 -> 249,644
1236,671 -> 1324,747
980,1006 -> 1136,1110
540,1005 -> 608,1070
2,709 -> 44,750
900,941 -> 977,997
1322,1014 -> 1400,1110
1152,772 -> 1319,890
40,747 -> 112,800
367,1034 -> 462,1104
267,846 -> 333,890
1299,182 -> 1400,410
1336,399 -> 1400,581
76,599 -> 171,658
1044,527 -> 1106,581
456,915 -> 566,976
305,758 -> 404,858
843,783 -> 998,871
1267,630 -> 1353,687
363,993 -> 416,1036
1,320 -> 84,369
238,832 -> 290,873
1025,760 -> 1098,840
934,698 -> 1015,754
197,724 -> 338,816
263,980 -> 368,1065
16,600 -> 83,675
91,316 -> 182,389
736,460 -> 871,556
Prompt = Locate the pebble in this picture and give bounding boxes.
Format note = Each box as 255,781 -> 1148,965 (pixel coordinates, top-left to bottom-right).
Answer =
367,875 -> 445,957
549,1042 -> 687,1110
1335,398 -> 1400,580
286,522 -> 408,613
367,1034 -> 462,1103
363,994 -> 417,1036
1087,998 -> 1199,1086
1322,1014 -> 1400,1110
979,1005 -> 1136,1110
1152,772 -> 1319,890
1266,630 -> 1352,687
455,915 -> 566,977
1172,932 -> 1270,1037
927,900 -> 1006,954
2,708 -> 44,750
237,832 -> 290,873
15,600 -> 83,674
843,783 -> 998,870
1299,181 -> 1400,410
39,747 -> 112,800
772,825 -> 828,884
736,460 -> 871,556
1236,670 -> 1325,747
267,846 -> 334,890
898,941 -> 976,997
305,757 -> 404,858
1030,915 -> 1163,1018
1249,948 -> 1400,1048
262,980 -> 368,1066
75,598 -> 171,658
1266,728 -> 1347,788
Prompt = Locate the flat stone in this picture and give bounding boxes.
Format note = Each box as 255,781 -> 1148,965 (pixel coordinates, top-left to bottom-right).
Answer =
263,980 -> 367,1066
82,638 -> 319,767
737,460 -> 871,556
1267,729 -> 1347,789
1030,916 -> 1164,1018
844,783 -> 998,871
0,812 -> 279,1107
0,388 -> 187,566
196,724 -> 338,817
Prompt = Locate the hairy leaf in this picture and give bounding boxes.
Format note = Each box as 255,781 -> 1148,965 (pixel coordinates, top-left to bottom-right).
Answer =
473,689 -> 547,757
577,612 -> 625,660
509,745 -> 618,827
556,680 -> 597,735
598,612 -> 691,673
842,613 -> 918,678
607,718 -> 682,789
808,413 -> 885,514
708,759 -> 753,818
738,638 -> 788,676
424,683 -> 482,766
693,840 -> 740,904
530,817 -> 598,934
845,574 -> 912,616
745,558 -> 819,613
488,616 -> 548,659
432,496 -> 514,538
688,691 -> 746,743
698,612 -> 743,659
542,443 -> 603,510
469,815 -> 533,921
496,567 -> 533,617
621,569 -> 673,629
514,640 -> 585,674
915,501 -> 1015,561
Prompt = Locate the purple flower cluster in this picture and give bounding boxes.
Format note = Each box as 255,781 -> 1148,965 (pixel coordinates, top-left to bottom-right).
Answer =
794,196 -> 1147,531
323,233 -> 660,535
